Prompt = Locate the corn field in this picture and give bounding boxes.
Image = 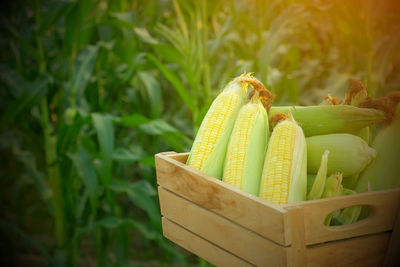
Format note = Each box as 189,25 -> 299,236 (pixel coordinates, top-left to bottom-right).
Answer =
0,0 -> 399,266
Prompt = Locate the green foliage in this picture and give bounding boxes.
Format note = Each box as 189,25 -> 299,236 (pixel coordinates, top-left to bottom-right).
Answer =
0,0 -> 399,265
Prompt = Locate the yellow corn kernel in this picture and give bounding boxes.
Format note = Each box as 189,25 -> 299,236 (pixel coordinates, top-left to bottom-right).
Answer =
223,94 -> 269,196
259,114 -> 307,205
187,74 -> 264,179
189,89 -> 240,171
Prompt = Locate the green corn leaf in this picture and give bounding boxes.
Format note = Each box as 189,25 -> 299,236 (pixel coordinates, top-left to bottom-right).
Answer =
92,113 -> 114,185
139,119 -> 178,135
122,53 -> 146,83
113,113 -> 150,127
69,45 -> 98,109
39,0 -> 77,35
73,216 -> 160,242
138,70 -> 163,118
147,53 -> 196,112
68,148 -> 99,212
110,180 -> 160,227
1,74 -> 51,124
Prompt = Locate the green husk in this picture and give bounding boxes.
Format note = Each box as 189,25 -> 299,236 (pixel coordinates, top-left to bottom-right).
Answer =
307,174 -> 316,195
322,173 -> 343,198
331,189 -> 362,225
322,173 -> 344,225
288,113 -> 308,204
223,93 -> 270,196
306,133 -> 376,177
307,150 -> 329,200
188,80 -> 247,179
242,102 -> 269,195
269,105 -> 386,136
355,126 -> 370,144
259,112 -> 307,204
187,74 -> 265,179
356,103 -> 400,192
342,173 -> 360,190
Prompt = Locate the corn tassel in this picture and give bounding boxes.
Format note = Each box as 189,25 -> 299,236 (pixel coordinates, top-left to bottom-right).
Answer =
223,92 -> 270,196
344,80 -> 371,143
259,113 -> 307,204
306,133 -> 376,177
319,94 -> 339,105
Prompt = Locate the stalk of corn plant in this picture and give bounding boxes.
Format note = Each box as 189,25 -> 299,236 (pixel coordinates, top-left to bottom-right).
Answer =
306,133 -> 376,177
259,113 -> 307,204
222,89 -> 272,196
187,74 -> 267,179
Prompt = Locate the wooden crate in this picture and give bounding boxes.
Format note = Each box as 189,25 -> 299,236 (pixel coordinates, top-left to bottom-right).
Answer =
155,151 -> 400,267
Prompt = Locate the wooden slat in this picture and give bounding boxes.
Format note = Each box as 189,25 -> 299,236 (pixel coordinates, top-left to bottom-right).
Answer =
162,217 -> 253,267
159,186 -> 287,266
306,232 -> 391,267
166,152 -> 190,163
284,206 -> 306,267
384,205 -> 400,267
155,152 -> 289,245
294,188 -> 400,245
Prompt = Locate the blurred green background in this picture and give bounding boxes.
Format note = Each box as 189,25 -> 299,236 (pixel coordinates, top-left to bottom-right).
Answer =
0,0 -> 399,266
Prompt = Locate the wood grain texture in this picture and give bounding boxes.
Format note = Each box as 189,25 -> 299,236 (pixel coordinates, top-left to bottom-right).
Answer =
156,151 -> 400,265
306,232 -> 391,267
294,188 -> 400,245
284,206 -> 306,267
384,205 -> 400,267
159,186 -> 287,266
155,152 -> 289,245
162,217 -> 253,267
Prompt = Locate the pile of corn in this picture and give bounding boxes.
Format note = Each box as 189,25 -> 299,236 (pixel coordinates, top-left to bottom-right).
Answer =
187,74 -> 400,225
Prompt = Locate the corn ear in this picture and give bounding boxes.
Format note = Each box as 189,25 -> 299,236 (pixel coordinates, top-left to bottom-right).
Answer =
356,94 -> 400,192
307,150 -> 329,200
306,133 -> 376,177
223,93 -> 270,196
259,113 -> 307,204
187,74 -> 260,179
322,173 -> 343,198
331,189 -> 362,225
269,105 -> 386,136
355,127 -> 370,144
333,206 -> 362,225
322,173 -> 344,225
